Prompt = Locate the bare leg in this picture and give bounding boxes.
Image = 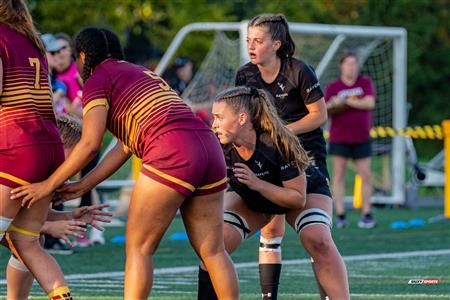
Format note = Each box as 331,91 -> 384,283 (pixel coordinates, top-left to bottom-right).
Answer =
123,174 -> 183,299
287,194 -> 349,300
7,260 -> 33,300
331,156 -> 347,216
355,157 -> 372,215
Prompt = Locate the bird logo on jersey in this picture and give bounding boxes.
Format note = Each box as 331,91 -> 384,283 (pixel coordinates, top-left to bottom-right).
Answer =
277,82 -> 286,91
255,160 -> 263,170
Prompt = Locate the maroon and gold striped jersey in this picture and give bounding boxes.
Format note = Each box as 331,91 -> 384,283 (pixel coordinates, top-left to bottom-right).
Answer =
0,23 -> 61,150
81,58 -> 209,158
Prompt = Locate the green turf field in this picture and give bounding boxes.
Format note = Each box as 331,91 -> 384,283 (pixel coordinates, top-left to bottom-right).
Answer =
1,207 -> 449,299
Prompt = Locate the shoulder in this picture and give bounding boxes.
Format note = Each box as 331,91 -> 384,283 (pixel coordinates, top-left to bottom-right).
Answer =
237,62 -> 259,77
285,57 -> 311,74
326,78 -> 341,88
258,133 -> 277,157
358,75 -> 374,84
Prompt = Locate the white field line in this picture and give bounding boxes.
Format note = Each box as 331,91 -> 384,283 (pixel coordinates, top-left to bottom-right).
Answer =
0,248 -> 448,284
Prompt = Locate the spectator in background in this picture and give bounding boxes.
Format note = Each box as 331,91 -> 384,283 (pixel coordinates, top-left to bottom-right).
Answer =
325,52 -> 377,229
41,33 -> 68,116
54,32 -> 83,118
170,56 -> 193,96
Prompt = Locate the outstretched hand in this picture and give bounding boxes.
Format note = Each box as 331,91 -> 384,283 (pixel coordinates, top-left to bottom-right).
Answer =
43,220 -> 87,247
72,204 -> 113,231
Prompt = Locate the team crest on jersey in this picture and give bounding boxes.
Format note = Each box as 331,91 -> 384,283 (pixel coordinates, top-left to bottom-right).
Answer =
255,160 -> 263,170
277,82 -> 286,91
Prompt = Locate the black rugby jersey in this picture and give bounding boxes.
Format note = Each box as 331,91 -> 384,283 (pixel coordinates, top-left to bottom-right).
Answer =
224,133 -> 300,214
235,57 -> 327,162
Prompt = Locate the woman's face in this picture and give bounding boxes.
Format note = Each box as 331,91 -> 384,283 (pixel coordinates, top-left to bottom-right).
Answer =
340,56 -> 360,79
212,101 -> 242,145
55,39 -> 72,72
247,26 -> 279,65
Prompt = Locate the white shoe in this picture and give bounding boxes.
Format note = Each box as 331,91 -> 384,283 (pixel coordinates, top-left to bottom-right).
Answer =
89,227 -> 105,245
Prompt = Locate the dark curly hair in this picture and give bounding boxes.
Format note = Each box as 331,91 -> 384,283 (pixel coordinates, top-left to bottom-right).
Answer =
74,27 -> 124,81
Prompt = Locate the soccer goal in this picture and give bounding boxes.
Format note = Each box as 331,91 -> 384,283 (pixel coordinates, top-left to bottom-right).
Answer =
155,21 -> 407,205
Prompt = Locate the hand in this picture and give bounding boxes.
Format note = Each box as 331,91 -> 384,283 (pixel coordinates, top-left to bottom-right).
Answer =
72,204 -> 113,231
10,181 -> 54,208
42,220 -> 87,247
55,180 -> 88,205
327,96 -> 349,116
233,163 -> 263,191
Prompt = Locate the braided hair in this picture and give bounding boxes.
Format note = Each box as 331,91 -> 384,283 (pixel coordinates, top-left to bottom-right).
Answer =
56,115 -> 82,149
74,27 -> 124,82
215,86 -> 310,172
248,14 -> 295,58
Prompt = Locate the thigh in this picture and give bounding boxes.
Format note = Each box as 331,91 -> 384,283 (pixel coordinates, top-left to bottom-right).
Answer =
179,191 -> 227,256
125,173 -> 184,254
286,193 -> 333,229
0,184 -> 21,219
224,191 -> 272,237
11,196 -> 51,235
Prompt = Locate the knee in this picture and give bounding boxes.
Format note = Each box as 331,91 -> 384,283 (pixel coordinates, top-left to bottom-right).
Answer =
303,232 -> 334,257
125,237 -> 159,257
359,170 -> 372,183
261,225 -> 284,237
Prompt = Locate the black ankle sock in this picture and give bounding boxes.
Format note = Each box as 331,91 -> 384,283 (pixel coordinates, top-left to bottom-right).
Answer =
259,263 -> 282,300
198,267 -> 218,300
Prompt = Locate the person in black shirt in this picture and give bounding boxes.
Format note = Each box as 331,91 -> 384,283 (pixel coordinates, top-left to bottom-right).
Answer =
197,86 -> 347,300
236,14 -> 348,299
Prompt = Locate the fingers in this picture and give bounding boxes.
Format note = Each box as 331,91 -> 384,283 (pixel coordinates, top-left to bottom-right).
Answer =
60,235 -> 73,247
90,221 -> 104,231
10,187 -> 28,200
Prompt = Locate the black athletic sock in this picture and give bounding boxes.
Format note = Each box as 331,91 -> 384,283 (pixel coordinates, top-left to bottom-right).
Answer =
259,263 -> 282,300
198,267 -> 218,300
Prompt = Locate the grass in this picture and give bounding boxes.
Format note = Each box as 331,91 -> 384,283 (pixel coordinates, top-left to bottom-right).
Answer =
0,207 -> 449,299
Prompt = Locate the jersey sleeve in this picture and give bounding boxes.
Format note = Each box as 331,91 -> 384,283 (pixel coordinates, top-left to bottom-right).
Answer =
324,81 -> 337,102
298,64 -> 324,104
235,69 -> 247,86
81,66 -> 111,116
278,154 -> 300,182
362,76 -> 376,98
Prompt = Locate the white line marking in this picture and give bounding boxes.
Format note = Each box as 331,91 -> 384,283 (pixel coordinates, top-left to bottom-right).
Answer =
0,249 -> 448,284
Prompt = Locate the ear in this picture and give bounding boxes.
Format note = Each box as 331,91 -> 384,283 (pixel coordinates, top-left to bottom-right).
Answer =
238,112 -> 248,126
273,40 -> 282,51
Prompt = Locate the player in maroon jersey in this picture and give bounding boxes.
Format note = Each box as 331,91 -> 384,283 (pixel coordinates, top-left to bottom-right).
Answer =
0,0 -> 73,299
11,27 -> 239,299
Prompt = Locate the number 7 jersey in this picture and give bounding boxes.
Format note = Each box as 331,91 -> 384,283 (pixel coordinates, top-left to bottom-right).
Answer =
0,23 -> 61,150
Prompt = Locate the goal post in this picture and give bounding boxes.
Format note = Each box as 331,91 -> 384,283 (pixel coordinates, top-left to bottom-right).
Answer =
155,21 -> 407,205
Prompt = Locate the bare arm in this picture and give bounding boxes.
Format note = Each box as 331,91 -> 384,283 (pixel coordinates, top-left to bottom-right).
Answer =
286,98 -> 328,135
345,95 -> 375,110
57,140 -> 131,201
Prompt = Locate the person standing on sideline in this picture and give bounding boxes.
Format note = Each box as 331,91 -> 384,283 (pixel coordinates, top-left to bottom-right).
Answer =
325,52 -> 377,229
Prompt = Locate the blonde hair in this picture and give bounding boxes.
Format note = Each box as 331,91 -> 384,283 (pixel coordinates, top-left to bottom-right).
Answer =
57,115 -> 82,149
0,0 -> 45,56
215,86 -> 310,172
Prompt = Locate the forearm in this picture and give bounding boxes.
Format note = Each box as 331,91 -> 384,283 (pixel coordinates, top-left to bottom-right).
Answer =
346,96 -> 375,110
256,181 -> 305,209
286,112 -> 326,135
47,209 -> 73,221
78,142 -> 131,192
47,140 -> 100,190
